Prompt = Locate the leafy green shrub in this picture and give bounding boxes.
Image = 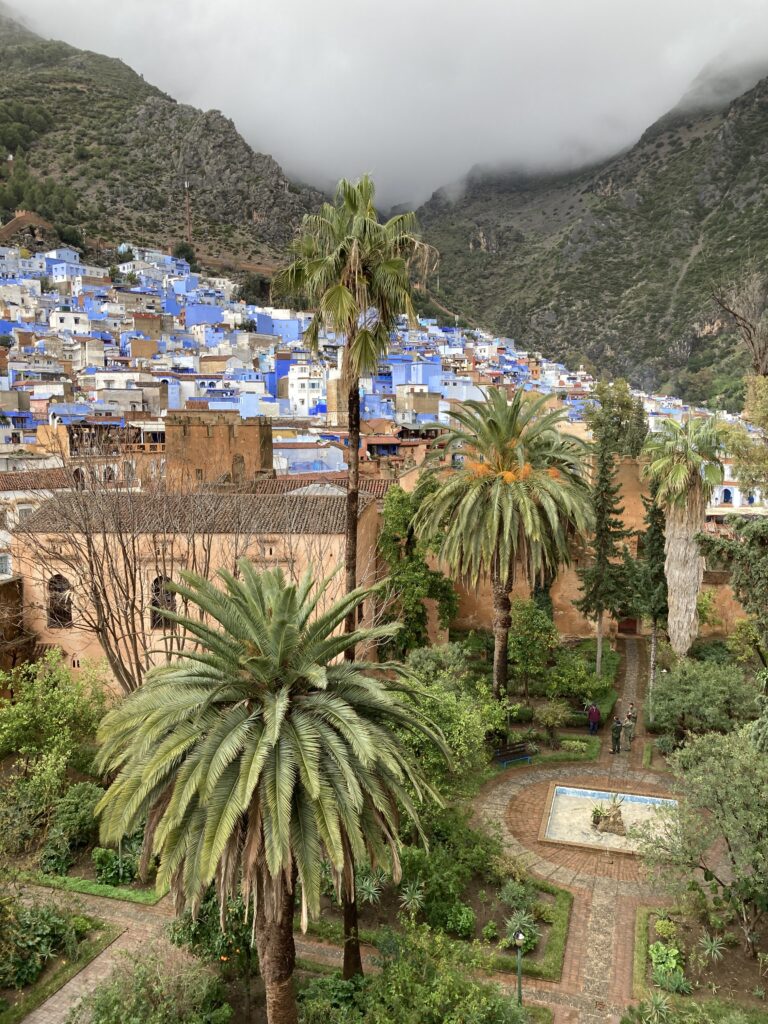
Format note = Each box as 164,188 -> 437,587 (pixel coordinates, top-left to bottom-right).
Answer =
653,917 -> 677,943
445,901 -> 476,939
40,782 -> 103,874
0,895 -> 82,989
298,926 -> 526,1024
65,945 -> 232,1024
92,846 -> 138,887
649,660 -> 759,741
652,966 -> 692,994
648,941 -> 683,973
498,878 -> 536,913
533,700 -> 571,749
656,734 -> 675,756
481,920 -> 499,943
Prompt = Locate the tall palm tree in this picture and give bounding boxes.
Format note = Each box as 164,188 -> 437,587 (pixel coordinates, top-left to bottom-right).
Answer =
642,417 -> 725,657
95,564 -> 445,1024
275,175 -> 434,639
414,388 -> 592,699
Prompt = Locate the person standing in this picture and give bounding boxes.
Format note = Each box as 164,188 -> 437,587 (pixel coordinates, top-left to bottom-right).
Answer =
587,702 -> 601,735
611,715 -> 623,754
622,713 -> 634,751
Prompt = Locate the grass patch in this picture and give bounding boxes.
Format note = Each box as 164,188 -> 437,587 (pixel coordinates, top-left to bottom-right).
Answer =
486,880 -> 573,982
0,920 -> 121,1024
633,905 -> 655,998
531,737 -> 601,766
689,1001 -> 768,1023
22,872 -> 166,905
642,742 -> 653,769
524,1008 -> 554,1024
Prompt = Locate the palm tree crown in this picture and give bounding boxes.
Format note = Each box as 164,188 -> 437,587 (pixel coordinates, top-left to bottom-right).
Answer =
642,417 -> 724,508
275,174 -> 432,378
415,388 -> 592,584
95,563 -> 444,939
413,388 -> 591,698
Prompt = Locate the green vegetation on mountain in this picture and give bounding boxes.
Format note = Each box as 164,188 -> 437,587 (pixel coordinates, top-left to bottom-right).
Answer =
418,71 -> 768,406
0,8 -> 321,263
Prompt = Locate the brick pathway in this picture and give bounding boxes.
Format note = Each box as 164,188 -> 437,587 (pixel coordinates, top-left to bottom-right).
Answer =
25,638 -> 666,1024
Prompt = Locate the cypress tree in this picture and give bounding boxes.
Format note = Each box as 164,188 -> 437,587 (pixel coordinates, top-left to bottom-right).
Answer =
636,487 -> 668,718
576,439 -> 631,676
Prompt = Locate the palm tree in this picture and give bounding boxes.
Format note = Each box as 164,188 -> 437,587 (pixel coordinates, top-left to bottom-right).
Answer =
414,388 -> 592,699
275,175 -> 434,640
642,417 -> 725,657
95,564 -> 445,1024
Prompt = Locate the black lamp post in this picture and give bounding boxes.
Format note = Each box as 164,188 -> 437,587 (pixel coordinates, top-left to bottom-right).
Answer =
514,930 -> 525,1006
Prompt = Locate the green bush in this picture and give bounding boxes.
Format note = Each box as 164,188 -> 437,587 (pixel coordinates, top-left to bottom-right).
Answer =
297,926 -> 527,1024
481,920 -> 499,943
445,902 -> 476,939
0,895 -> 82,989
169,890 -> 259,982
499,878 -> 537,913
92,846 -> 138,887
40,782 -> 103,874
649,660 -> 759,740
65,946 -> 232,1024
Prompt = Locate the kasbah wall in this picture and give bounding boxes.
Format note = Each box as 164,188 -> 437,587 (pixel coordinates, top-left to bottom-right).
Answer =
432,455 -> 745,641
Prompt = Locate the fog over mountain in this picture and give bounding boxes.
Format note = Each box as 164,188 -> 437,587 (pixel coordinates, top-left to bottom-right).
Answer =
11,0 -> 768,207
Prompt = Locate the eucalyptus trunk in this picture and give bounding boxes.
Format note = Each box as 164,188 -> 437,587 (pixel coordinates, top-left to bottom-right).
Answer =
595,609 -> 604,677
253,888 -> 298,1024
491,558 -> 511,700
664,487 -> 705,657
344,376 -> 361,650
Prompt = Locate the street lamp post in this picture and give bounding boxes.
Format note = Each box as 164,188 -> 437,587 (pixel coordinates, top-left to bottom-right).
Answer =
514,931 -> 525,1006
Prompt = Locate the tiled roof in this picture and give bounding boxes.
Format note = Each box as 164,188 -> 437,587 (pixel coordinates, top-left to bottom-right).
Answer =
0,468 -> 71,492
252,473 -> 393,500
22,490 -> 372,535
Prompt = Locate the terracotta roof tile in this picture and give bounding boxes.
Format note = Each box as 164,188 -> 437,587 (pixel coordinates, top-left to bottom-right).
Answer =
0,468 -> 71,492
253,473 -> 393,500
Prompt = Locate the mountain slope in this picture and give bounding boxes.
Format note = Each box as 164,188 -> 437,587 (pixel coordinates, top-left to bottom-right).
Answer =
418,69 -> 768,406
0,8 -> 322,263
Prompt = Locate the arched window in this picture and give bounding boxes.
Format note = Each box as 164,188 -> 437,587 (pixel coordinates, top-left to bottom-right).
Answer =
104,466 -> 116,483
47,574 -> 72,629
722,487 -> 733,505
73,467 -> 85,490
150,576 -> 176,630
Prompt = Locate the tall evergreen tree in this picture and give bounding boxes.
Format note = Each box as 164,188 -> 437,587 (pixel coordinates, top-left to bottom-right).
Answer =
576,440 -> 631,676
634,487 -> 668,720
584,379 -> 648,457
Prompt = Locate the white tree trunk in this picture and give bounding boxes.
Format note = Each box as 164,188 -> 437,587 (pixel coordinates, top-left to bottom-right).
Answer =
664,488 -> 705,657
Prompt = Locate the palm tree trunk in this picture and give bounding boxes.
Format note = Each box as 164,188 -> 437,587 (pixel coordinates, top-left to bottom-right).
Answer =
595,609 -> 604,677
254,890 -> 298,1024
664,490 -> 705,657
342,890 -> 363,979
344,376 -> 360,655
491,560 -> 511,700
648,618 -> 658,726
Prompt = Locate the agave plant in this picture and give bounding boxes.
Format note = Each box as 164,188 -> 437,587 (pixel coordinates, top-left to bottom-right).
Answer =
398,879 -> 426,918
698,932 -> 725,963
356,871 -> 384,907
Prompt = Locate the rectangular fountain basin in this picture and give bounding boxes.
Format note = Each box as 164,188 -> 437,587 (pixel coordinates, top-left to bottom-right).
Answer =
540,784 -> 677,856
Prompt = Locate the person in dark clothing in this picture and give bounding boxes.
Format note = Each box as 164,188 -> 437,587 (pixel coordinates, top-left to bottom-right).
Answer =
611,716 -> 623,754
587,702 -> 601,735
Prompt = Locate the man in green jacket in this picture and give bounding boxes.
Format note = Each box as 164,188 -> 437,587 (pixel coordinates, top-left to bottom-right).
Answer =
611,716 -> 623,754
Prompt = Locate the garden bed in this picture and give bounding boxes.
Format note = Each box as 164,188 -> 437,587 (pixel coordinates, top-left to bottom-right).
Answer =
634,905 -> 768,1009
303,877 -> 573,983
0,917 -> 121,1024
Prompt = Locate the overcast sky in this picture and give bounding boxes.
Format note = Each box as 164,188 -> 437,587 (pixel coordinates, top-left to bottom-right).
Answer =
13,0 -> 768,207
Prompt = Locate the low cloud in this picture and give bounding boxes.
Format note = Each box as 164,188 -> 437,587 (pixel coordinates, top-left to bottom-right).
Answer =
14,0 -> 768,207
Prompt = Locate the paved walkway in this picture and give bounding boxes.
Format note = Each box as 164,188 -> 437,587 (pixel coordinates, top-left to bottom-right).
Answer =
23,638 -> 663,1024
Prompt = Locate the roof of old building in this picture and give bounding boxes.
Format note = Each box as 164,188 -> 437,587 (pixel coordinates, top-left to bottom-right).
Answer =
21,490 -> 372,535
252,473 -> 393,500
0,468 -> 71,492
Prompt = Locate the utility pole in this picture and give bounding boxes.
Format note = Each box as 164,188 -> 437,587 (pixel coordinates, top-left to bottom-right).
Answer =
184,180 -> 192,245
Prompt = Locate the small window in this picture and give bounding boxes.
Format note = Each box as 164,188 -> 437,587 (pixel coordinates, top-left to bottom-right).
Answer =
48,574 -> 73,629
17,506 -> 33,523
195,468 -> 204,481
104,466 -> 116,483
0,554 -> 11,575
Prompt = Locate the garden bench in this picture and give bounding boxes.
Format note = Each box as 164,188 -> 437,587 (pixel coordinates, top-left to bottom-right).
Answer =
493,741 -> 532,767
